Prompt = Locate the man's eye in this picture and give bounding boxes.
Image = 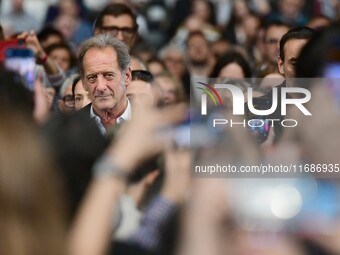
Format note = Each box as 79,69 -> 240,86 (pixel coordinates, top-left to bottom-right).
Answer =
88,76 -> 97,83
75,97 -> 82,102
104,73 -> 114,80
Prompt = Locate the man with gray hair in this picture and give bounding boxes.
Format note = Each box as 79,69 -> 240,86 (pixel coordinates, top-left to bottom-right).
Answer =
78,34 -> 132,134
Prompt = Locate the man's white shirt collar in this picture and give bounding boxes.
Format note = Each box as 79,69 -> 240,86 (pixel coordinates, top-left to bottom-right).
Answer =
90,98 -> 132,134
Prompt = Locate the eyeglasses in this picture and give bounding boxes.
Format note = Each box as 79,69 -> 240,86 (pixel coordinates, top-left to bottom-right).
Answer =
63,95 -> 75,108
100,26 -> 136,38
131,70 -> 154,82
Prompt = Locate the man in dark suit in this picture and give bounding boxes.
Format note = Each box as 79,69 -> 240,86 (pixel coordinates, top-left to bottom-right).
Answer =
261,27 -> 314,142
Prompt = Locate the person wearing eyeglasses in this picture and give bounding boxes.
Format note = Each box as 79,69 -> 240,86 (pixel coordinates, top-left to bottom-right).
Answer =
262,21 -> 289,72
93,3 -> 138,52
58,75 -> 75,113
71,74 -> 91,112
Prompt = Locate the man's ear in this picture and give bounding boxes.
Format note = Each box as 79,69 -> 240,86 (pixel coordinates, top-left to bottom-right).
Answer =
278,56 -> 285,75
125,67 -> 132,87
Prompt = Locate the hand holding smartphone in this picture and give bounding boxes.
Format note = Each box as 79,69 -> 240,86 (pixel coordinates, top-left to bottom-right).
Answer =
4,48 -> 36,91
0,36 -> 36,91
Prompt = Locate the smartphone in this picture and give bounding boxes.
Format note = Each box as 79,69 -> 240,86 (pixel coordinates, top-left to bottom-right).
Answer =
4,48 -> 36,91
247,118 -> 270,144
245,97 -> 272,144
0,38 -> 26,62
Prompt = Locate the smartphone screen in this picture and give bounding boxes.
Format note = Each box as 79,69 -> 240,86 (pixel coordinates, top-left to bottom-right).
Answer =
245,97 -> 272,143
247,118 -> 270,144
4,48 -> 36,91
0,38 -> 26,62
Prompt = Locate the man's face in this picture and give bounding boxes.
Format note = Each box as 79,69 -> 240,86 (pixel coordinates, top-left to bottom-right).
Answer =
127,80 -> 154,106
187,35 -> 210,65
82,47 -> 131,114
278,39 -> 308,79
264,25 -> 289,64
156,76 -> 178,105
95,14 -> 137,51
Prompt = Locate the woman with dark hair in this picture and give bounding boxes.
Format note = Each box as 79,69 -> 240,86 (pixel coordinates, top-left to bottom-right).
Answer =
210,50 -> 252,78
45,42 -> 77,74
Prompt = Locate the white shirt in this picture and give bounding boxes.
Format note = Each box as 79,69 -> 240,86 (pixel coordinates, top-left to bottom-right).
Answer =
113,194 -> 141,241
90,98 -> 132,134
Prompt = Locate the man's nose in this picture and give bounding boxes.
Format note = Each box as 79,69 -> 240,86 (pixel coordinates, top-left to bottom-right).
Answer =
96,75 -> 107,90
115,30 -> 125,41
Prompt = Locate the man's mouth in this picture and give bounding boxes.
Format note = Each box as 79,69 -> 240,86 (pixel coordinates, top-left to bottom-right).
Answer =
95,95 -> 110,99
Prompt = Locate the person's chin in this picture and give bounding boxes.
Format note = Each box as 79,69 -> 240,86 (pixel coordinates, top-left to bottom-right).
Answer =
95,101 -> 114,111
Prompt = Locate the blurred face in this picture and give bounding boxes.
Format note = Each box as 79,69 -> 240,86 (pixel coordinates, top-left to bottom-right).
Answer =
59,0 -> 78,16
279,0 -> 303,19
58,84 -> 74,113
130,57 -> 145,71
74,80 -> 91,111
156,76 -> 178,105
264,25 -> 289,64
278,39 -> 308,79
82,47 -> 131,114
192,0 -> 210,22
127,80 -> 154,106
219,62 -> 245,79
54,14 -> 76,40
234,0 -> 249,19
187,34 -> 210,65
96,14 -> 137,51
243,15 -> 260,41
49,48 -> 71,72
163,52 -> 185,79
148,61 -> 165,76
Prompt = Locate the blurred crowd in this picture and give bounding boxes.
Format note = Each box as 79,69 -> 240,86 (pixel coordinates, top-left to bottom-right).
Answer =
1,0 -> 340,255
